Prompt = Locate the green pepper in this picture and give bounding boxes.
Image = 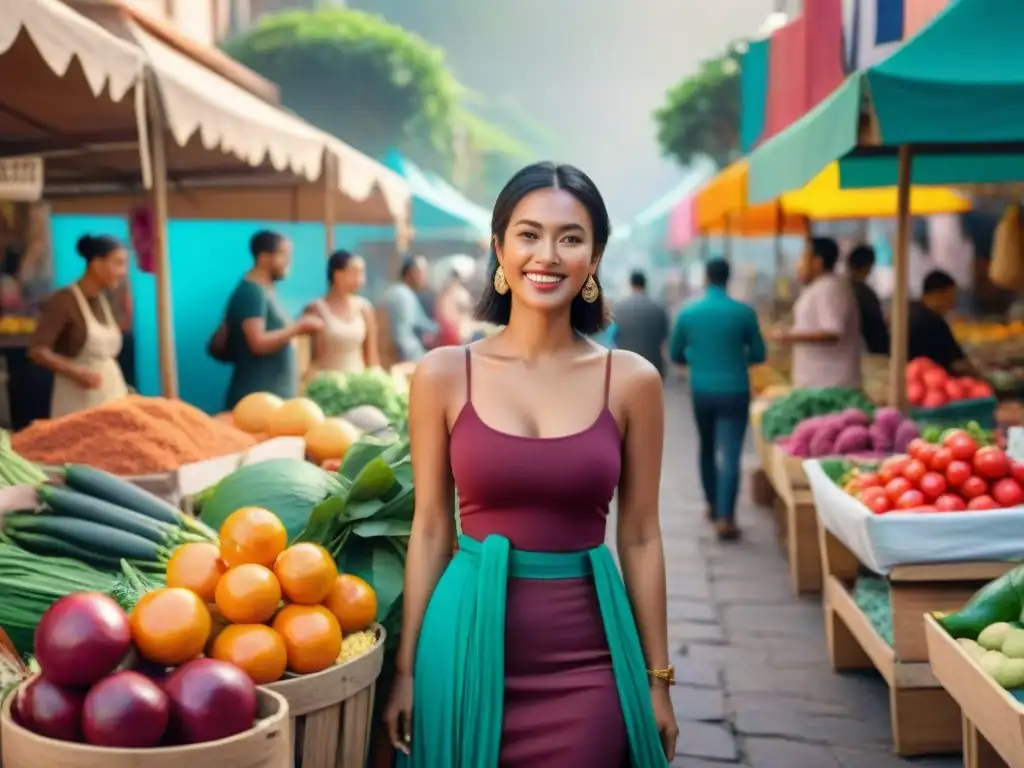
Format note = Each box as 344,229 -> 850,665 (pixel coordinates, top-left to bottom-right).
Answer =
936,566 -> 1024,640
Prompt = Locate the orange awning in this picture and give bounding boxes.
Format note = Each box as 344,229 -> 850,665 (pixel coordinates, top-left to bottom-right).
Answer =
701,203 -> 808,237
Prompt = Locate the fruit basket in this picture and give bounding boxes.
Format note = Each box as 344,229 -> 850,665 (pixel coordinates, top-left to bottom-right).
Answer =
264,624 -> 386,768
0,685 -> 290,768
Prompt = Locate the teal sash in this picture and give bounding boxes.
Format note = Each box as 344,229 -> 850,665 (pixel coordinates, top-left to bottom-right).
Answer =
399,534 -> 667,767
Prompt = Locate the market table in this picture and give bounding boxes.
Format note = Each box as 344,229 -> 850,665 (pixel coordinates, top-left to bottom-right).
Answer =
766,442 -> 821,595
925,614 -> 1024,768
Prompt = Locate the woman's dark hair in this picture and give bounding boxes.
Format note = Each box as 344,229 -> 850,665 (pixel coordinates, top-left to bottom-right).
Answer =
250,230 -> 284,259
327,249 -> 355,284
476,162 -> 612,334
76,234 -> 122,262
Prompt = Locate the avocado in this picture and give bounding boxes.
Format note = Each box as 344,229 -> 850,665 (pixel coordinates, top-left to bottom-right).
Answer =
994,658 -> 1024,689
979,622 -> 1015,651
1004,629 -> 1024,659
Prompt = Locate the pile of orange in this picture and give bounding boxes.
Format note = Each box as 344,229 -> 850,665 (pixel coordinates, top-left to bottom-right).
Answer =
156,506 -> 379,684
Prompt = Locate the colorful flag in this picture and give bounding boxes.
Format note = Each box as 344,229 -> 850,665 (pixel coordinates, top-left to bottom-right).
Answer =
875,0 -> 905,44
762,15 -> 808,141
850,0 -> 903,69
904,0 -> 950,37
739,39 -> 770,154
805,0 -> 846,107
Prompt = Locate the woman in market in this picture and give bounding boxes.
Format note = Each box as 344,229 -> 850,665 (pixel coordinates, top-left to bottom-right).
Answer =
305,249 -> 379,376
433,268 -> 474,346
29,234 -> 129,418
385,162 -> 676,766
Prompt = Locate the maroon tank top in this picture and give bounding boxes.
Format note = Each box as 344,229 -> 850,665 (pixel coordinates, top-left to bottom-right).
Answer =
450,348 -> 622,552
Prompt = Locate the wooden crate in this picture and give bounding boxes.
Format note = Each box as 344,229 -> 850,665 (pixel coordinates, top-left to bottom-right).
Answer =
1,686 -> 290,768
266,626 -> 386,768
818,523 -> 1014,757
766,445 -> 821,595
925,614 -> 1024,768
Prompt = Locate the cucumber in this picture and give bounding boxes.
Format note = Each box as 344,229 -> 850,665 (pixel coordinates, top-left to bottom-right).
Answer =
3,514 -> 165,561
6,530 -> 123,571
63,464 -> 181,526
38,485 -> 177,545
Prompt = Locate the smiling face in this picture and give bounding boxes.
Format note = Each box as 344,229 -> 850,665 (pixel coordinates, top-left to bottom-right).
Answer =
494,187 -> 599,314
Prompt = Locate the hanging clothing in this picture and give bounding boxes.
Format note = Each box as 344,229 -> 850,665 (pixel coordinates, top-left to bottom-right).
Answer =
50,284 -> 127,418
311,298 -> 366,375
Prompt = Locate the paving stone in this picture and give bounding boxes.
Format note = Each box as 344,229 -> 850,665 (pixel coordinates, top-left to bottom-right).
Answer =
671,655 -> 722,688
668,600 -> 719,623
676,722 -> 739,762
684,643 -> 769,667
829,746 -> 959,768
668,577 -> 714,601
721,604 -> 825,638
670,621 -> 726,645
745,737 -> 839,767
672,758 -> 743,767
711,578 -> 795,605
671,685 -> 728,722
734,710 -> 891,747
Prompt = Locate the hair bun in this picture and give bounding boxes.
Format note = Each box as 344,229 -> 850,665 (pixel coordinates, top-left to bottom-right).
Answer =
76,235 -> 96,259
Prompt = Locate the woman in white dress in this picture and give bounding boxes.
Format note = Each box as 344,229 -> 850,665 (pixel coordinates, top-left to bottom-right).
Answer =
306,250 -> 379,375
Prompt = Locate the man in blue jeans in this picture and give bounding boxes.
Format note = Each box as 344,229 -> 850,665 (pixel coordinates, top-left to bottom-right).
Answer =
670,259 -> 766,541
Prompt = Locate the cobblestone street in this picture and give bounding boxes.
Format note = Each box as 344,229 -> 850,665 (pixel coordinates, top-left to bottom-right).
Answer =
649,382 -> 961,768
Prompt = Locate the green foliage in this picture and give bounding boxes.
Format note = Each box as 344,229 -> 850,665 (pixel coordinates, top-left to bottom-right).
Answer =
224,7 -> 462,172
654,43 -> 743,168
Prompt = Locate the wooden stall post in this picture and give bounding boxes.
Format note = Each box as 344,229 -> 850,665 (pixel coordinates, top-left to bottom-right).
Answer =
888,145 -> 913,412
145,73 -> 179,399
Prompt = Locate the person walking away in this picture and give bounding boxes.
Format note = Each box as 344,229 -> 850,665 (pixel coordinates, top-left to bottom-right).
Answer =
909,270 -> 980,376
385,162 -> 676,765
382,255 -> 438,363
215,230 -> 323,409
770,237 -> 862,389
30,234 -> 130,418
305,250 -> 378,377
614,270 -> 670,377
847,245 -> 890,355
670,258 -> 765,542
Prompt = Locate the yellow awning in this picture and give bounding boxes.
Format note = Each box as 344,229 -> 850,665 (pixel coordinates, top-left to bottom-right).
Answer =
781,163 -> 970,219
695,160 -> 969,234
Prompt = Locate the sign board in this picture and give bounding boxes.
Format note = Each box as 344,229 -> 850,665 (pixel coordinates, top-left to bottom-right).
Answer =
0,157 -> 43,202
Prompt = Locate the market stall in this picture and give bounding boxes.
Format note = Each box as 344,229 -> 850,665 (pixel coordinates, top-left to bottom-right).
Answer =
0,0 -> 411,422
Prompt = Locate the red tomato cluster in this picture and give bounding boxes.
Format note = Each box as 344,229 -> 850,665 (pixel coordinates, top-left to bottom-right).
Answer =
906,357 -> 993,408
847,430 -> 1024,514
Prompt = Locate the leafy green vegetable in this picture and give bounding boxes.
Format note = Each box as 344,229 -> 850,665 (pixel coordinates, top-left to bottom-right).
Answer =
920,420 -> 994,446
304,369 -> 408,423
761,389 -> 875,441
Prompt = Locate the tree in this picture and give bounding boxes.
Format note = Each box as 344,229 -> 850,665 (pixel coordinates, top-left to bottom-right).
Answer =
654,44 -> 742,169
225,7 -> 463,173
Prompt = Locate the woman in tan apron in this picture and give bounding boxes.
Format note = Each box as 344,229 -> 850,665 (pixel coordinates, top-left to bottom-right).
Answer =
29,234 -> 130,418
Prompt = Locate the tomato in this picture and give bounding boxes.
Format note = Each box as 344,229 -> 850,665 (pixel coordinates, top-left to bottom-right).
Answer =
878,455 -> 909,484
906,357 -> 936,380
918,471 -> 947,501
923,369 -> 948,389
885,477 -> 913,502
902,459 -> 928,484
930,446 -> 954,472
960,475 -> 989,499
973,446 -> 1010,480
991,478 -> 1024,508
944,380 -> 964,401
922,390 -> 948,408
934,493 -> 967,512
1011,461 -> 1024,485
943,431 -> 979,461
896,489 -> 926,510
970,382 -> 994,399
968,495 -> 1000,511
906,439 -> 928,460
915,443 -> 939,468
862,488 -> 892,514
907,382 -> 926,406
945,460 -> 972,487
856,472 -> 881,489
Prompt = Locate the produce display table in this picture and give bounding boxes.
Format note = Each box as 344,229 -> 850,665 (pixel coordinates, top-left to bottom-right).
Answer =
925,614 -> 1024,768
265,625 -> 385,768
819,523 -> 1013,756
766,444 -> 820,595
748,401 -> 776,509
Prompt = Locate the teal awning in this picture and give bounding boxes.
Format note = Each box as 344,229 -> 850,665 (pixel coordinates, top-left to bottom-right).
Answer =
383,150 -> 489,239
747,0 -> 1024,203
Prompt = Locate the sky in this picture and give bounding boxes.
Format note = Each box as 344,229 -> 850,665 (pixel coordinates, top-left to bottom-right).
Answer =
350,0 -> 776,221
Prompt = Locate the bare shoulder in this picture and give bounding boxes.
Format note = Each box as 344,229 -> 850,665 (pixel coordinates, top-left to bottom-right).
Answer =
610,349 -> 662,393
411,346 -> 466,391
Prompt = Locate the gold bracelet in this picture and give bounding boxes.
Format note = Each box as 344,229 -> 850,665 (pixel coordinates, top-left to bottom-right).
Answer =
647,665 -> 675,686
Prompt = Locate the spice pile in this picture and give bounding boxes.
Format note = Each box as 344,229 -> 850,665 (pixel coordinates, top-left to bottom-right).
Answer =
13,397 -> 257,475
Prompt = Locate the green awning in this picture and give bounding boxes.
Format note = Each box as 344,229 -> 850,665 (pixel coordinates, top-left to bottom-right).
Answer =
747,0 -> 1024,202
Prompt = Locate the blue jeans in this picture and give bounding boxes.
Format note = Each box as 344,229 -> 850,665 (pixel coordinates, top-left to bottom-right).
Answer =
692,391 -> 750,523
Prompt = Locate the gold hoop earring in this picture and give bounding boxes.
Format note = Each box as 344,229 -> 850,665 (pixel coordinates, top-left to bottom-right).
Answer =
581,275 -> 599,304
493,265 -> 509,295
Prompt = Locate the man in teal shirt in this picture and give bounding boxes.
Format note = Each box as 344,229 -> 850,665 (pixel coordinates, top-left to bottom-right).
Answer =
671,258 -> 766,541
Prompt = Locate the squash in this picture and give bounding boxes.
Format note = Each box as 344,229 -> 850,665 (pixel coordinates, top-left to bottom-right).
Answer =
232,392 -> 284,434
267,397 -> 325,437
305,418 -> 362,464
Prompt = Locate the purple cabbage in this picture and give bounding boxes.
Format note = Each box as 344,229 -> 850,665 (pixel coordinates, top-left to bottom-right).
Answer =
893,420 -> 921,453
868,424 -> 894,453
809,422 -> 844,458
834,425 -> 871,454
873,407 -> 904,439
838,408 -> 871,429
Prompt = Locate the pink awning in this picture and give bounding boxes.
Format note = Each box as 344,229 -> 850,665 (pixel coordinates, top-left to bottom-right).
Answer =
667,194 -> 696,250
